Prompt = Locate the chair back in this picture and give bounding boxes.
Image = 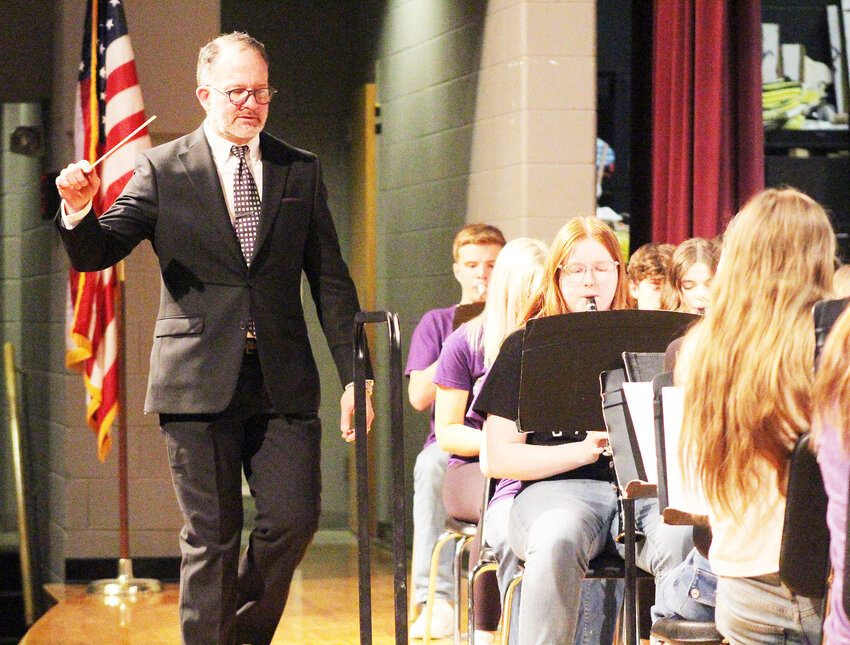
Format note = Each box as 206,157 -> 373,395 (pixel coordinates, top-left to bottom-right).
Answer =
813,297 -> 849,367
779,432 -> 830,599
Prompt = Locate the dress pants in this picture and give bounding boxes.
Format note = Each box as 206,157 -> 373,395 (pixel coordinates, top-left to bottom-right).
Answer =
161,352 -> 321,645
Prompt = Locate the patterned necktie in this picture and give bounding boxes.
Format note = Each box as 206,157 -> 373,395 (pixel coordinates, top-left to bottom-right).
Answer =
231,145 -> 260,337
231,144 -> 261,267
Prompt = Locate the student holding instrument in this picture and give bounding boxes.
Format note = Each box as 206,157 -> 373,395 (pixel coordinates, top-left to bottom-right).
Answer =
474,217 -> 692,645
434,237 -> 548,642
661,238 -> 718,315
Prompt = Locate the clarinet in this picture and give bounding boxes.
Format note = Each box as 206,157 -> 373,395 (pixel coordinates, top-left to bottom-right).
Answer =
585,296 -> 597,311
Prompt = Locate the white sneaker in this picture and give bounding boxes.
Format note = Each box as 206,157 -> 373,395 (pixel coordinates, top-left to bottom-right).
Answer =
473,629 -> 496,643
409,599 -> 454,640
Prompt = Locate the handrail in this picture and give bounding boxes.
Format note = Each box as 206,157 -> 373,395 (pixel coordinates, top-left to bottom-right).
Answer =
353,311 -> 407,644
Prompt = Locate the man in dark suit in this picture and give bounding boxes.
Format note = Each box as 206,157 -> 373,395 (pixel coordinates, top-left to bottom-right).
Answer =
55,32 -> 372,645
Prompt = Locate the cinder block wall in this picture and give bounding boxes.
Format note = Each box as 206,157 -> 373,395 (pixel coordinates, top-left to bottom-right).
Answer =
372,0 -> 597,526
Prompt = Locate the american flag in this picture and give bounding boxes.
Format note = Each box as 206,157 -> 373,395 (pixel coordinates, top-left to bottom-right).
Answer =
66,0 -> 151,462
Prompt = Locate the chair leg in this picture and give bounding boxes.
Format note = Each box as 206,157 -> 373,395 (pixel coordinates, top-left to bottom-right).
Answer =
453,535 -> 474,645
469,561 -> 498,645
424,530 -> 459,645
501,570 -> 523,645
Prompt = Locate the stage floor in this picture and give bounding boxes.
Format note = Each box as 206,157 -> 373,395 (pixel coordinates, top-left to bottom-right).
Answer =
20,533 -> 445,644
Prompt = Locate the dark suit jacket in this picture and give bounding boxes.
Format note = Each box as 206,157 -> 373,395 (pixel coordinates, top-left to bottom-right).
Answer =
57,126 -> 363,416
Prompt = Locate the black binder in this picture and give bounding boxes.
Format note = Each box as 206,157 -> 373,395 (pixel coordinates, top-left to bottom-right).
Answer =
600,368 -> 647,486
517,310 -> 698,434
622,351 -> 666,384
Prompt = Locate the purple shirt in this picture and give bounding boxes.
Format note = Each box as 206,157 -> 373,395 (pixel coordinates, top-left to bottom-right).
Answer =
817,419 -> 850,641
490,477 -> 521,506
405,305 -> 456,447
434,323 -> 487,467
434,324 -> 521,503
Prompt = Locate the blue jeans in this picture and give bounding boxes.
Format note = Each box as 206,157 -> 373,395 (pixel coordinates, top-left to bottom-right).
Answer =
715,575 -> 824,645
508,480 -> 620,645
485,496 -> 622,645
509,480 -> 692,645
411,442 -> 451,604
652,548 -> 716,622
621,497 -> 694,591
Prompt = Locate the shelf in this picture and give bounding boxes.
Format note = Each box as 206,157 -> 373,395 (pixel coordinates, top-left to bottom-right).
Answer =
765,127 -> 850,153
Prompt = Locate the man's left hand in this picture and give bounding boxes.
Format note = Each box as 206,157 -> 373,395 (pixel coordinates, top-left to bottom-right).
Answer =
340,385 -> 374,442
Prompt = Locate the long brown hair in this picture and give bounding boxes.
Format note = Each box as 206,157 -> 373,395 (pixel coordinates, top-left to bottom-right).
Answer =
521,217 -> 629,324
678,188 -> 835,513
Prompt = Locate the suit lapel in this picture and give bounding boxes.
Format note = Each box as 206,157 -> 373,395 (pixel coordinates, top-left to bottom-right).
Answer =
177,128 -> 244,267
257,133 -> 289,256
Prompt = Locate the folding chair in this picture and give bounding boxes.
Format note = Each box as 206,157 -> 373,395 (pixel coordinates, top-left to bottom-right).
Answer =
468,478 -> 499,645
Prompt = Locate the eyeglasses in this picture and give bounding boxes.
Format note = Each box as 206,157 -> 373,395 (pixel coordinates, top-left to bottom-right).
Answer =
558,261 -> 619,285
208,86 -> 278,106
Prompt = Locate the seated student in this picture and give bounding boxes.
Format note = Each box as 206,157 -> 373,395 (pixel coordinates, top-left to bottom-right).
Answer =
406,223 -> 505,639
434,237 -> 548,643
812,306 -> 850,644
626,242 -> 674,310
474,217 -> 693,645
677,188 -> 834,645
660,238 -> 718,314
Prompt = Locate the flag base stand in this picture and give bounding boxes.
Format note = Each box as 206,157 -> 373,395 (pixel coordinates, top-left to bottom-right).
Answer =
86,558 -> 162,596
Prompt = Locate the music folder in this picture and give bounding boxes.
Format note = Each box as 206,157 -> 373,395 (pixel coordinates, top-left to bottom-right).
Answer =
453,302 -> 485,330
517,309 -> 698,435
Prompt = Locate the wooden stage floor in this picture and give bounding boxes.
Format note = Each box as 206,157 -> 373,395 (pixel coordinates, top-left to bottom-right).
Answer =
20,532 -> 449,645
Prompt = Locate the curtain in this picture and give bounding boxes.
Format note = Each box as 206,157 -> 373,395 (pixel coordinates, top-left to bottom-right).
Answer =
651,0 -> 764,243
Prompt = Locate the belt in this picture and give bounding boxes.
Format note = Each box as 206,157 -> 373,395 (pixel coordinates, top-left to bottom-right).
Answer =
245,336 -> 258,354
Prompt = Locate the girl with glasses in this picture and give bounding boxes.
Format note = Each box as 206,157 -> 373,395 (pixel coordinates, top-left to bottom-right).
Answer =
473,217 -> 692,644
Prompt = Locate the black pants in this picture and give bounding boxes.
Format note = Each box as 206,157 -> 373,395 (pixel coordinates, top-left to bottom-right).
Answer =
161,354 -> 321,645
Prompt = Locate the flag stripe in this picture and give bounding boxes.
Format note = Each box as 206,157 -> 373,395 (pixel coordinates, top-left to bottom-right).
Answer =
66,0 -> 151,462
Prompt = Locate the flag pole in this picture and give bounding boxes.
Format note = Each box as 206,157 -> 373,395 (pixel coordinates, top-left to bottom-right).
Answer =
116,259 -> 130,560
87,261 -> 161,595
70,0 -> 158,596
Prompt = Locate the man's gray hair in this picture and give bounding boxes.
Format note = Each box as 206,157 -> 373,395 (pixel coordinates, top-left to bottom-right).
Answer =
196,32 -> 269,86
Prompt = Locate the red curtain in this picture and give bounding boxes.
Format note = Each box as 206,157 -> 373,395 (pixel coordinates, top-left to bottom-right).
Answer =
651,0 -> 764,243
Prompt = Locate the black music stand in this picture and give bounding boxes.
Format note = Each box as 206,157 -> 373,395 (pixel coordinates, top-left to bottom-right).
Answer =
518,310 -> 697,435
452,302 -> 485,330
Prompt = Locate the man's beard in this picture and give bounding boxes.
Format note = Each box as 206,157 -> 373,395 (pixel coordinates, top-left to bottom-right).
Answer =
209,110 -> 265,142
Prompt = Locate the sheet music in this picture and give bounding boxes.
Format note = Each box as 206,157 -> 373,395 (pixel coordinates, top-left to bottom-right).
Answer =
621,382 -> 657,484
662,386 -> 709,515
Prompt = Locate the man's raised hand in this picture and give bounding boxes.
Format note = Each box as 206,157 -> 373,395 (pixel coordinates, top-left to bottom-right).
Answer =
55,160 -> 100,213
